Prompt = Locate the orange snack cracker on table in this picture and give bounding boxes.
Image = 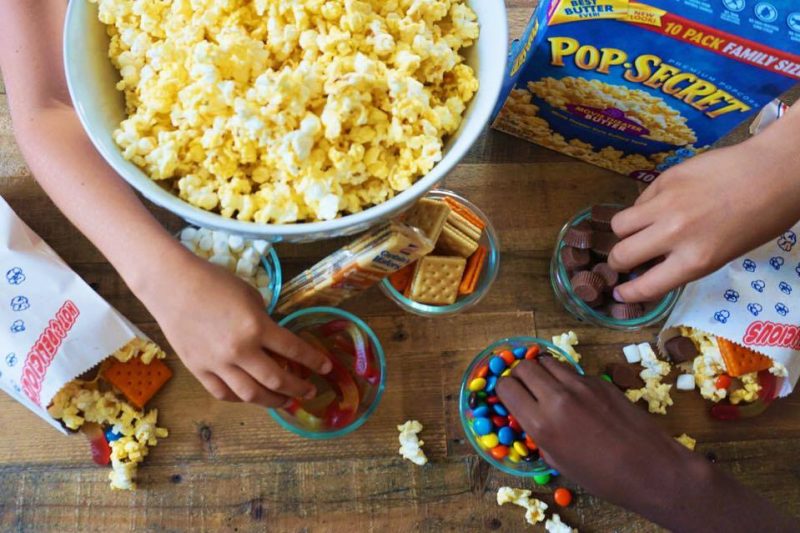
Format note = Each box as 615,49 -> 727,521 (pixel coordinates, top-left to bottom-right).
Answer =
459,246 -> 488,295
102,357 -> 173,410
717,338 -> 773,377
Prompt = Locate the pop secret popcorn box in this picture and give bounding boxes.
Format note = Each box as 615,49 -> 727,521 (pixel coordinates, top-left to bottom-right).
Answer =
492,0 -> 800,181
0,197 -> 170,489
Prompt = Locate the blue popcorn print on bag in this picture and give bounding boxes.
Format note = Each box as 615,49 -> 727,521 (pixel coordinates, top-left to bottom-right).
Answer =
5,353 -> 16,367
10,320 -> 25,333
5,267 -> 25,285
770,256 -> 784,270
747,303 -> 763,316
779,281 -> 792,295
723,290 -> 739,302
751,280 -> 766,293
775,303 -> 790,317
10,296 -> 29,312
714,310 -> 731,324
777,231 -> 797,252
743,259 -> 757,272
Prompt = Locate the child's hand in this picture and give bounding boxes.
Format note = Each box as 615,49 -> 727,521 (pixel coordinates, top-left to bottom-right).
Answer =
608,109 -> 800,303
497,358 -> 692,505
141,253 -> 331,408
496,358 -> 796,532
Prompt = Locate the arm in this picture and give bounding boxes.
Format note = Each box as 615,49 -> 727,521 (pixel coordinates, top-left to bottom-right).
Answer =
497,358 -> 796,532
0,1 -> 330,407
608,103 -> 800,302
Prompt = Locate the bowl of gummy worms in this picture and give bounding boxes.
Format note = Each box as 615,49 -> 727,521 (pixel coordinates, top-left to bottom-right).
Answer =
459,337 -> 584,480
269,307 -> 386,439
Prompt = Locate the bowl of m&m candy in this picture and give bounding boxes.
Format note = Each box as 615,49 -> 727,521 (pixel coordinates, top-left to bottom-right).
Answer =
459,337 -> 583,480
269,307 -> 386,439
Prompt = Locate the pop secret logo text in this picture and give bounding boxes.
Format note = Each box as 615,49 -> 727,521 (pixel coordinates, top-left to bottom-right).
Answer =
743,320 -> 800,351
549,37 -> 751,118
20,300 -> 80,406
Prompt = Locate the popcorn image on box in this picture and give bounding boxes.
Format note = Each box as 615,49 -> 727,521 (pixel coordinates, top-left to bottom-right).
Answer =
492,0 -> 800,181
0,197 -> 170,490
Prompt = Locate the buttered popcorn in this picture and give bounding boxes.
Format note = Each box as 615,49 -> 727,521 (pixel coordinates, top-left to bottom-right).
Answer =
48,339 -> 169,490
625,342 -> 673,415
93,0 -> 479,223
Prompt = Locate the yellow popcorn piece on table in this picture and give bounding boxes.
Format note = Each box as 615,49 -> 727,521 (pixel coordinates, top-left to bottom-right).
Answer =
624,342 -> 673,415
91,0 -> 480,223
397,420 -> 428,466
497,487 -> 548,526
675,433 -> 697,451
552,331 -> 582,364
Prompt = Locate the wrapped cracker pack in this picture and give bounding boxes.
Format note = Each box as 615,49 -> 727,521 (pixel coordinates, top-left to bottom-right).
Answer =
659,224 -> 800,418
276,221 -> 433,314
0,197 -> 170,489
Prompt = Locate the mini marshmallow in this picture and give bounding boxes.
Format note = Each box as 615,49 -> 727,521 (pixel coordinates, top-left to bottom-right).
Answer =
676,374 -> 696,391
236,257 -> 257,277
622,344 -> 641,364
252,239 -> 270,255
256,269 -> 270,288
241,246 -> 259,266
228,235 -> 245,252
209,254 -> 233,269
179,227 -> 199,243
197,232 -> 214,252
180,240 -> 197,253
212,230 -> 229,246
257,286 -> 273,305
212,238 -> 229,256
637,342 -> 657,362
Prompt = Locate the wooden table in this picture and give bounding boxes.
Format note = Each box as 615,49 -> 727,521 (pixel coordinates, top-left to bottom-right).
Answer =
1,5 -> 799,532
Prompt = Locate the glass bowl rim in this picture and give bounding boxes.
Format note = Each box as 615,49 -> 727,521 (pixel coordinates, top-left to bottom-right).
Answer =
268,306 -> 387,439
552,204 -> 682,328
458,336 -> 584,477
380,188 -> 501,316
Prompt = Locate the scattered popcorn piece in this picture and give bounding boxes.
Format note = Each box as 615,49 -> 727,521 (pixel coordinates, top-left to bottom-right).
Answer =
770,361 -> 789,377
180,226 -> 272,306
552,331 -> 582,364
676,374 -> 696,391
546,513 -> 578,533
622,344 -> 641,364
397,420 -> 427,466
675,433 -> 697,451
497,487 -> 548,526
682,328 -> 732,403
729,372 -> 761,405
625,342 -> 673,414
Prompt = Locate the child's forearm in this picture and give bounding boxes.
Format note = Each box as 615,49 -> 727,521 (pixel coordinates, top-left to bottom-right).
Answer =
9,105 -> 193,298
0,0 -> 192,300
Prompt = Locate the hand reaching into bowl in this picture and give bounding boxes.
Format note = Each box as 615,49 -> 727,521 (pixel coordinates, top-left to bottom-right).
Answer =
497,358 -> 796,532
0,0 -> 329,408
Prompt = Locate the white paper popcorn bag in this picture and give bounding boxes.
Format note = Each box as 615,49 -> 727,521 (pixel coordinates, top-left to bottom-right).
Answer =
0,197 -> 170,489
659,223 -> 800,400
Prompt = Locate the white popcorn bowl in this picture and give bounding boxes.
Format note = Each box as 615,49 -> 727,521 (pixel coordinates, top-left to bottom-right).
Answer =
63,1 -> 508,243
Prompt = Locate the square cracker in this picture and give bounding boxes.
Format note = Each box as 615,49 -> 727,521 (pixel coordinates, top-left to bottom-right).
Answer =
447,210 -> 482,241
717,338 -> 773,377
409,255 -> 467,305
403,198 -> 451,243
437,223 -> 479,258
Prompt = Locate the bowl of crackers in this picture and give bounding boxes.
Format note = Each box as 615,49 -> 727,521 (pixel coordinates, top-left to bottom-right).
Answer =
550,204 -> 681,330
379,189 -> 499,316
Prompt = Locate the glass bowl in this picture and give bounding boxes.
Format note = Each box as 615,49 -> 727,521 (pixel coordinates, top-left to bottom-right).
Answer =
380,189 -> 500,316
269,307 -> 386,439
459,337 -> 584,478
550,205 -> 681,330
176,227 -> 282,315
